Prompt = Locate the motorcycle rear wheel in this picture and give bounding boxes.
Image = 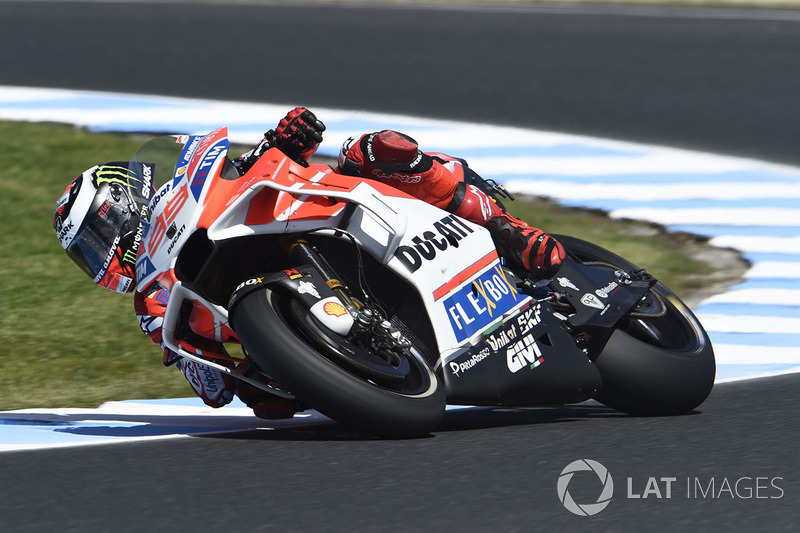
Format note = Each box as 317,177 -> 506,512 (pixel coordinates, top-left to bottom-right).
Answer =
554,235 -> 716,415
230,287 -> 445,438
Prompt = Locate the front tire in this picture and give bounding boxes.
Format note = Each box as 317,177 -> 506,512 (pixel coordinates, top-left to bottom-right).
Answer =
555,235 -> 716,415
230,288 -> 446,438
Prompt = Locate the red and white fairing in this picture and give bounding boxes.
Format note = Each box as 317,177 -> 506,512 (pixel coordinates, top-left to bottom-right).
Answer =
136,128 -> 531,367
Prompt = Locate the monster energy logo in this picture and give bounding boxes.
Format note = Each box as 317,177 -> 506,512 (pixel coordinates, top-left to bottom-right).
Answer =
122,224 -> 144,265
122,249 -> 137,264
95,165 -> 141,187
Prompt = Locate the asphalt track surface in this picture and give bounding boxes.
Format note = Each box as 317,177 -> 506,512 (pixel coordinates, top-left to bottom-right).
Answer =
1,1 -> 800,531
4,0 -> 800,165
1,375 -> 798,531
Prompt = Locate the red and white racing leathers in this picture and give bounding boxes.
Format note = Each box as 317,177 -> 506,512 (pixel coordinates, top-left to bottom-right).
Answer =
337,131 -> 565,278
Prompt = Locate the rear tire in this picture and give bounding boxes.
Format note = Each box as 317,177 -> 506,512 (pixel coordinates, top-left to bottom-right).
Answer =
230,287 -> 446,438
554,235 -> 716,415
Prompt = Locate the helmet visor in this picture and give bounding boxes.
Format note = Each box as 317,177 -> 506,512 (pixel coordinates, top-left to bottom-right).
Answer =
65,183 -> 135,281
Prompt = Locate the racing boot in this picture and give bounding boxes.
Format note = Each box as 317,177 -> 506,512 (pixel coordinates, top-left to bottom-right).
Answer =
449,181 -> 565,279
483,211 -> 565,279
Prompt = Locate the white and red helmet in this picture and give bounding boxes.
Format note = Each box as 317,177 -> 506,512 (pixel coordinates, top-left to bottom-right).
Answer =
54,162 -> 152,293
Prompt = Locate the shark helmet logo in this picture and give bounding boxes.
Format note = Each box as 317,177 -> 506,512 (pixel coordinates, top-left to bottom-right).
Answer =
53,176 -> 84,243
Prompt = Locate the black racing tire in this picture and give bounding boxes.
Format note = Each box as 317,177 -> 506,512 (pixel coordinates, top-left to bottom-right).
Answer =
229,287 -> 446,438
554,235 -> 716,415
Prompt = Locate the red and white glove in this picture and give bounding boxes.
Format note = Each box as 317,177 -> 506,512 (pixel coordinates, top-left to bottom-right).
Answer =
271,107 -> 326,165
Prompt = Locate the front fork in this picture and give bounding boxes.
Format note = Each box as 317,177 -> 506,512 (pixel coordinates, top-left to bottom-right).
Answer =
281,236 -> 411,359
282,238 -> 360,312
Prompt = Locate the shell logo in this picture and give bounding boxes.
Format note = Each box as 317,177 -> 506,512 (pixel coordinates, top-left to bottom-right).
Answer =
323,301 -> 348,317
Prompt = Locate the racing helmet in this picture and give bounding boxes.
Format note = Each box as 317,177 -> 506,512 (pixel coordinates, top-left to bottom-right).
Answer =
54,162 -> 153,293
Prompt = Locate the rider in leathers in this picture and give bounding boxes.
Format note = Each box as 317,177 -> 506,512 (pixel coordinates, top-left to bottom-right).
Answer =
58,107 -> 565,420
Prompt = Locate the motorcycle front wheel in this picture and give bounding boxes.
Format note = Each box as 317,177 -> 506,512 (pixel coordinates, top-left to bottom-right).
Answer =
229,287 -> 445,438
555,235 -> 716,416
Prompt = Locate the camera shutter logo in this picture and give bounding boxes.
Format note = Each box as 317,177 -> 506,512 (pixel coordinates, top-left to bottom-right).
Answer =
557,459 -> 614,516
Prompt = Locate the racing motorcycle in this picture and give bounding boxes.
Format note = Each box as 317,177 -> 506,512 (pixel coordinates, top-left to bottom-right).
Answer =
131,127 -> 715,438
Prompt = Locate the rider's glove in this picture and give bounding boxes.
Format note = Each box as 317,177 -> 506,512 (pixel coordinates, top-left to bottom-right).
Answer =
270,107 -> 326,166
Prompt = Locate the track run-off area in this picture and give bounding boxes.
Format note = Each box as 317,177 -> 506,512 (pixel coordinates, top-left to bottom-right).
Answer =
0,85 -> 799,451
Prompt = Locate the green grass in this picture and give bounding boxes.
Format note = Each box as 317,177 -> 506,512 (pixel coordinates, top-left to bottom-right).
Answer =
0,121 -> 191,410
0,120 -> 728,410
504,197 -> 716,297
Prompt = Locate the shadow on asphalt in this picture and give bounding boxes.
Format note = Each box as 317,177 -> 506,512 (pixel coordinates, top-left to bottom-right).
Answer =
0,399 -> 705,447
198,401 -> 642,442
